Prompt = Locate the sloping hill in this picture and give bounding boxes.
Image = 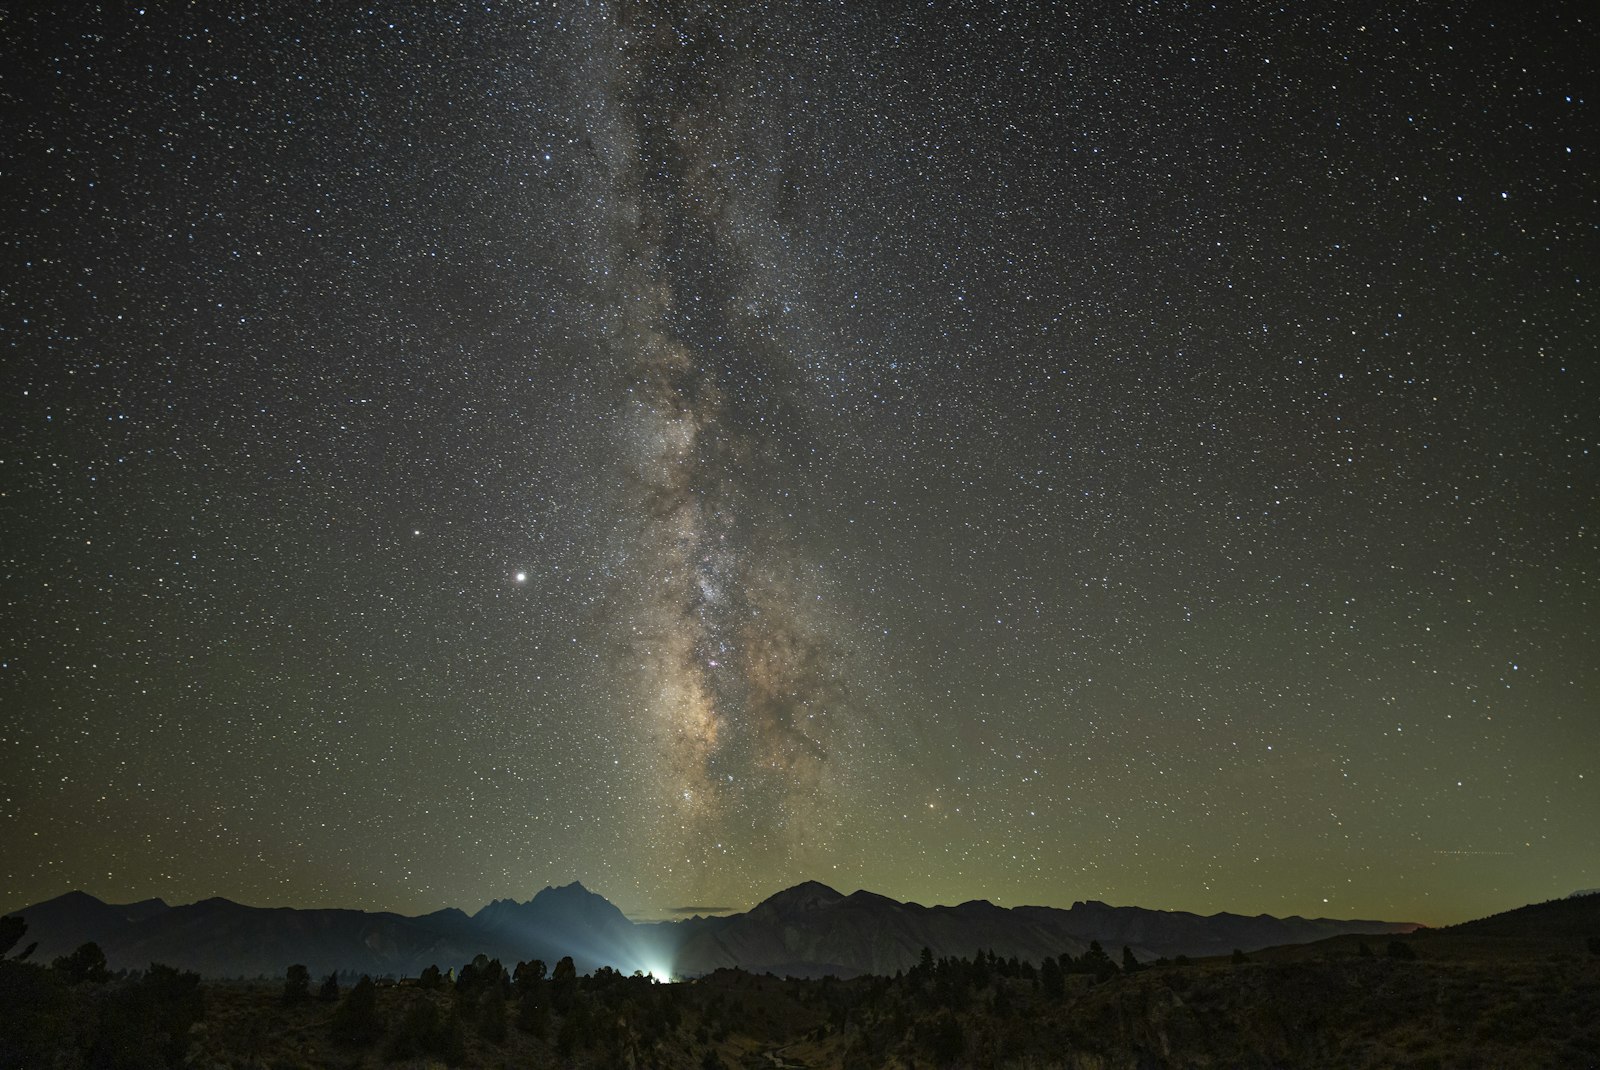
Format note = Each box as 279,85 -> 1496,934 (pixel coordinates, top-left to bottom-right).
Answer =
1441,892 -> 1600,941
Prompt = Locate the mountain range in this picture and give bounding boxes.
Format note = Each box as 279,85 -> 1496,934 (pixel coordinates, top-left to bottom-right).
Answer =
4,881 -> 1416,980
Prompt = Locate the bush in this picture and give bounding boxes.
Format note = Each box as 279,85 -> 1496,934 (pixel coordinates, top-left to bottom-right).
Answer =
54,942 -> 110,984
556,1015 -> 579,1058
1080,941 -> 1118,981
0,916 -> 37,963
551,955 -> 578,1013
517,992 -> 550,1036
477,988 -> 507,1043
1039,955 -> 1064,998
0,961 -> 73,1065
389,996 -> 466,1063
281,963 -> 310,1004
514,957 -> 546,992
330,976 -> 383,1045
918,1011 -> 965,1064
91,962 -> 204,1069
0,916 -> 27,957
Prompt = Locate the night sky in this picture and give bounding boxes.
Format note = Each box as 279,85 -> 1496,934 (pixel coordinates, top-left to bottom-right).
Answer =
3,3 -> 1595,927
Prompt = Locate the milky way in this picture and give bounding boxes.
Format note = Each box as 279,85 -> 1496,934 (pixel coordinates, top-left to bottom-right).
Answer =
583,6 -> 858,887
2,2 -> 1594,924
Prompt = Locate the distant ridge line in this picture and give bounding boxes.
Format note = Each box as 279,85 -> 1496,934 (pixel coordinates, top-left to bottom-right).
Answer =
4,882 -> 1418,980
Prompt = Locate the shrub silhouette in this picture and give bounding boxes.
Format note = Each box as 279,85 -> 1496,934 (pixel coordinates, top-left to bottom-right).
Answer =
1039,954 -> 1064,998
91,962 -> 203,1068
1081,941 -> 1118,981
514,957 -> 546,992
281,963 -> 310,1004
0,916 -> 32,960
556,1014 -> 579,1058
0,958 -> 71,1062
330,975 -> 383,1045
318,972 -> 340,1002
53,942 -> 109,984
918,1010 -> 965,1063
517,991 -> 550,1036
551,955 -> 578,1012
477,987 -> 508,1044
389,995 -> 465,1061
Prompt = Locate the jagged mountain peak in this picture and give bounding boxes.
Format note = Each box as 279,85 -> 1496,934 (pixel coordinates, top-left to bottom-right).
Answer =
532,880 -> 600,902
843,889 -> 900,908
468,882 -> 635,943
530,881 -> 624,914
38,889 -> 107,908
8,880 -> 1421,980
473,881 -> 614,917
751,881 -> 845,915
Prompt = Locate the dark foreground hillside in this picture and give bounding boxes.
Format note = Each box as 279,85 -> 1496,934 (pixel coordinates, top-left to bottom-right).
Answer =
3,898 -> 1597,1069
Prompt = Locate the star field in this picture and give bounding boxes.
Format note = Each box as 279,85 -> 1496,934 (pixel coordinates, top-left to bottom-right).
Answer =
2,2 -> 1595,926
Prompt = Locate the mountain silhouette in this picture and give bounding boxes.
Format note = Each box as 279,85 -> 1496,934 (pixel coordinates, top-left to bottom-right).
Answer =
5,883 -> 1416,979
471,881 -> 647,972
